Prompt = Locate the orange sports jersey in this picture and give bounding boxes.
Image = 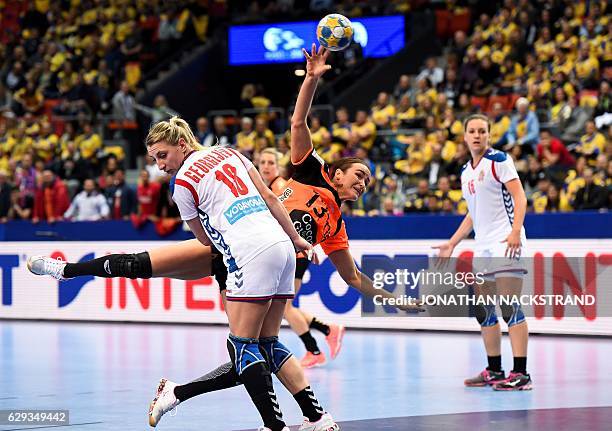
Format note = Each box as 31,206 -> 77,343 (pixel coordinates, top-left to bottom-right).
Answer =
278,149 -> 349,255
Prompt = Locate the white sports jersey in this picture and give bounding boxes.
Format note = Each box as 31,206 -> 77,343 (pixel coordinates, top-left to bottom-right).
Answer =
173,147 -> 289,272
461,148 -> 527,247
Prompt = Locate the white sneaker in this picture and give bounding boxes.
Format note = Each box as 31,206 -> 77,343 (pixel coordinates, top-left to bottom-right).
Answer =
148,378 -> 179,427
299,412 -> 340,431
27,256 -> 68,281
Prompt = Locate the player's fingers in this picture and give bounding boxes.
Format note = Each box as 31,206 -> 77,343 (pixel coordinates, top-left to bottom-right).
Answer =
302,48 -> 310,59
323,48 -> 330,59
311,43 -> 316,56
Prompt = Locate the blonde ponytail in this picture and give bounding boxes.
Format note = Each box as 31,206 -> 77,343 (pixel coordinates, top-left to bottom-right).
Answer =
145,116 -> 204,151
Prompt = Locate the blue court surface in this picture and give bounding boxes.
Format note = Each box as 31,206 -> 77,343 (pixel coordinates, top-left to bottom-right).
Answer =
1,321 -> 611,431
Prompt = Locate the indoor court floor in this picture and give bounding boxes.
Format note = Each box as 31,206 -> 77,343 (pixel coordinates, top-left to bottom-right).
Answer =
1,321 -> 611,431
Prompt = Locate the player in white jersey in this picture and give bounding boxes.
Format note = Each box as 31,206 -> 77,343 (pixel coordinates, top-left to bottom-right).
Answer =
434,114 -> 532,391
145,117 -> 339,431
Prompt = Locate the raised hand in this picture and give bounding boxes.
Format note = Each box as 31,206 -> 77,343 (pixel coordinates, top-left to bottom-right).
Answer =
302,43 -> 331,78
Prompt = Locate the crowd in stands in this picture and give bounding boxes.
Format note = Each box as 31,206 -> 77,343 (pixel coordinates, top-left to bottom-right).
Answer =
0,0 -> 610,228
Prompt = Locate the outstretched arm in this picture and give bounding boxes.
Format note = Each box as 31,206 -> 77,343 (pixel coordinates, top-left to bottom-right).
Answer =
291,44 -> 331,164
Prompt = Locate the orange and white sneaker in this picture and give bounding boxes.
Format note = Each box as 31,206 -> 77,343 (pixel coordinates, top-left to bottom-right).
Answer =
300,352 -> 327,368
325,324 -> 345,360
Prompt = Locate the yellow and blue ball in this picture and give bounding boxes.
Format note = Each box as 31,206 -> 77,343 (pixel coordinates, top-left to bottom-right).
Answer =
316,14 -> 353,52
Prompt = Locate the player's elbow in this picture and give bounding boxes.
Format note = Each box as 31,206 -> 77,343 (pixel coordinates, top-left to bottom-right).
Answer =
339,270 -> 360,287
290,117 -> 307,130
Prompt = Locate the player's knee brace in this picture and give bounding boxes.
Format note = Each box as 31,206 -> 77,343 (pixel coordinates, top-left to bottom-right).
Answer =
259,336 -> 293,374
110,252 -> 153,279
501,303 -> 526,327
474,304 -> 499,327
227,334 -> 266,376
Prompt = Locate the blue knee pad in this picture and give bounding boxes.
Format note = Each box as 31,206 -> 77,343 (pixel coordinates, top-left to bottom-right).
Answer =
227,334 -> 266,376
475,304 -> 499,327
501,303 -> 526,327
259,336 -> 293,374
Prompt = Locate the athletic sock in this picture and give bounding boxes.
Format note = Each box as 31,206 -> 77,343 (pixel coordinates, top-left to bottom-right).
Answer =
63,253 -> 152,279
299,331 -> 321,355
513,357 -> 527,374
241,362 -> 286,430
294,386 -> 325,422
174,362 -> 241,402
487,355 -> 502,372
309,318 -> 331,336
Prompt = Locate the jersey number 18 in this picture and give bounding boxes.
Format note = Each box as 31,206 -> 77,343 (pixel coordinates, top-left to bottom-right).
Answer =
215,163 -> 248,197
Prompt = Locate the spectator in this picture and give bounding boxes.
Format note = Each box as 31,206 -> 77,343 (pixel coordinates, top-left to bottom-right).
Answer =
474,56 -> 501,97
543,183 -> 572,213
404,179 -> 431,213
594,80 -> 611,119
212,116 -> 232,147
573,167 -> 608,210
507,97 -> 540,154
105,169 -> 137,220
458,48 -> 480,94
490,102 -> 511,148
560,96 -> 591,143
416,57 -> 444,88
550,87 -> 572,127
332,107 -> 352,146
371,92 -> 396,128
439,68 -> 459,106
0,170 -> 11,222
536,130 -> 575,173
111,80 -> 136,121
235,117 -> 255,155
7,187 -> 34,221
32,170 -> 70,223
144,157 -> 166,183
12,80 -> 44,116
393,75 -> 414,105
248,117 -> 275,148
195,116 -> 214,146
132,169 -> 161,227
0,83 -> 12,114
64,179 -> 110,221
577,120 -> 606,161
352,110 -> 376,150
14,153 -> 37,198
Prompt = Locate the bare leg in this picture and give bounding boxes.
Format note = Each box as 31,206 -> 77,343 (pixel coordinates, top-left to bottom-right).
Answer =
149,239 -> 213,280
283,279 -> 310,334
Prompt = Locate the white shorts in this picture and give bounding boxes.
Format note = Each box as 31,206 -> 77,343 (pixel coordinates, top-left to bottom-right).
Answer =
225,240 -> 296,301
474,241 -> 528,282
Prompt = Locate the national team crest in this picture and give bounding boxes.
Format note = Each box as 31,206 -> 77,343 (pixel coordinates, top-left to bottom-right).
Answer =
478,170 -> 485,182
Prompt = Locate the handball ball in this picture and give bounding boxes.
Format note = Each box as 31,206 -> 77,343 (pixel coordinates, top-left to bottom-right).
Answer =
316,14 -> 353,51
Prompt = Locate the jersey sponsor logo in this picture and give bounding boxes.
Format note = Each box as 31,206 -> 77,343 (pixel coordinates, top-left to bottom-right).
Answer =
183,148 -> 235,184
278,187 -> 293,203
224,195 -> 267,224
291,209 -> 316,244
